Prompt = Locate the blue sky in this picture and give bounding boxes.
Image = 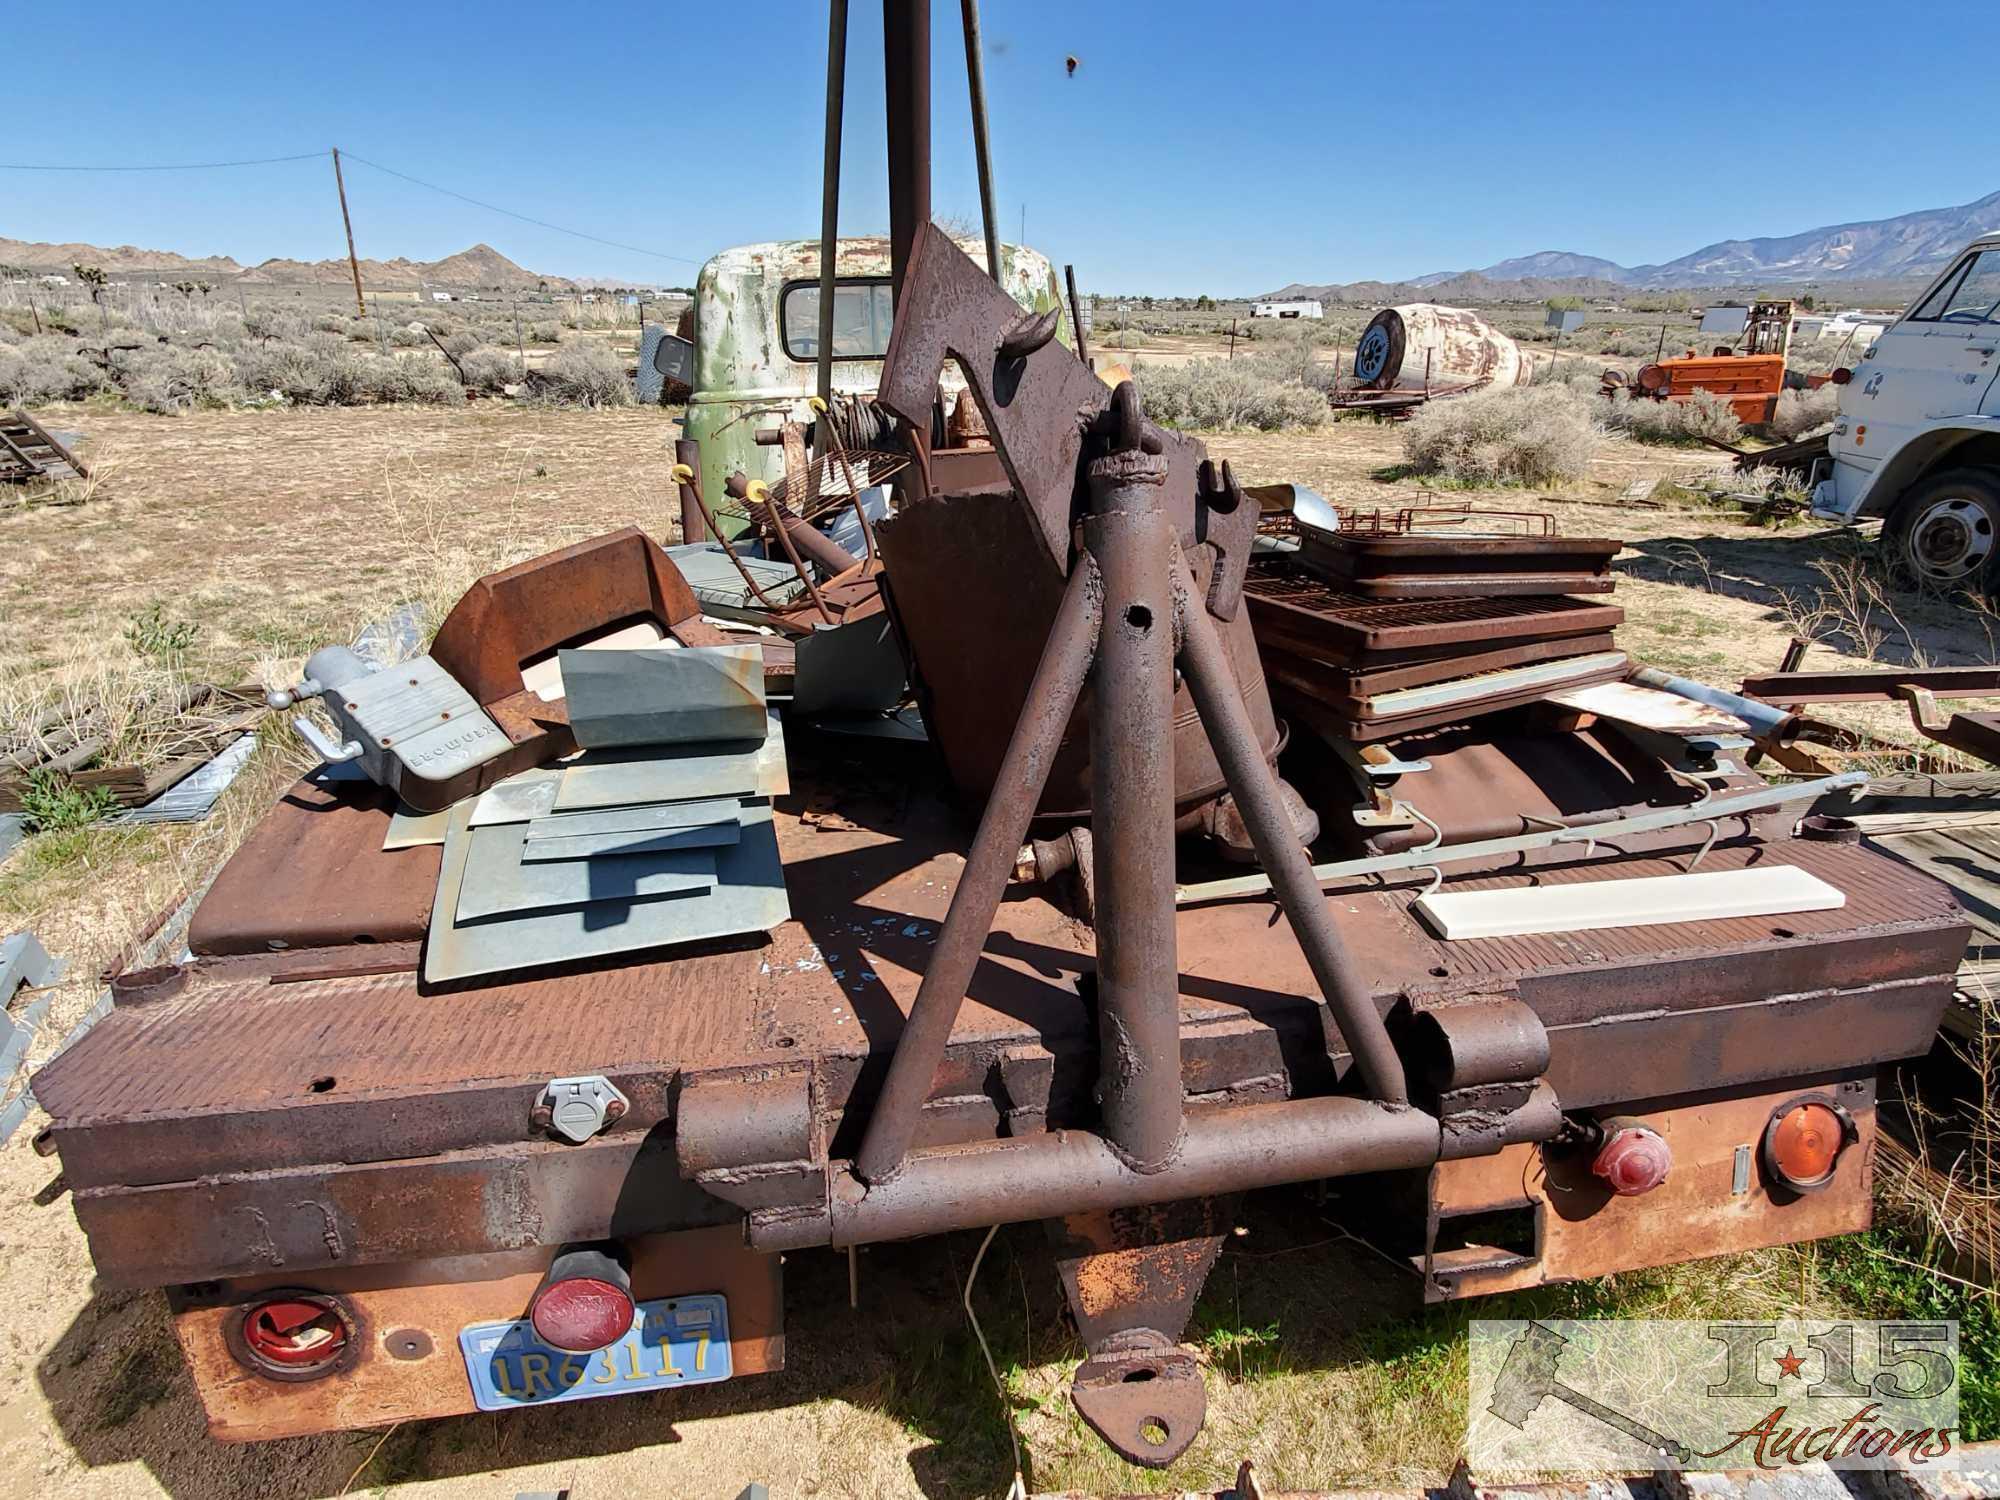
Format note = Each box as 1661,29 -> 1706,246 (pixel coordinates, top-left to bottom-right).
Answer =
4,2 -> 1995,295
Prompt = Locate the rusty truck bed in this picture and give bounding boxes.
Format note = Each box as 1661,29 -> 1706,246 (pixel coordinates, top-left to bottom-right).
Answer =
33,727 -> 1966,1289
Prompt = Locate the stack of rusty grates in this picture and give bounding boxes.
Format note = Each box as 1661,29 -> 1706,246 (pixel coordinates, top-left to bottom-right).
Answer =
1,410 -> 88,485
1245,507 -> 1627,742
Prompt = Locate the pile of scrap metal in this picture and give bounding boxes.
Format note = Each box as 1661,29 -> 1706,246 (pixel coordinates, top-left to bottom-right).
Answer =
245,526 -> 797,984
1,409 -> 87,485
0,683 -> 265,824
1244,500 -> 1626,744
1328,305 -> 1538,417
23,0 -> 1973,1476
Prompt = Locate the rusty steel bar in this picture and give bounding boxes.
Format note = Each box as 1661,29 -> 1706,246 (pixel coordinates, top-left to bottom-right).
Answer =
1066,263 -> 1089,364
674,438 -> 708,543
853,556 -> 1104,1184
959,0 -> 1002,286
1175,566 -> 1410,1107
767,1096 -> 1443,1250
1085,446 -> 1184,1173
883,0 -> 931,309
816,0 -> 849,407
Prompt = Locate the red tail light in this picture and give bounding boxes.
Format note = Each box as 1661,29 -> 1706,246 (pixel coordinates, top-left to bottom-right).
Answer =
1591,1121 -> 1672,1196
530,1247 -> 635,1352
1829,367 -> 1853,385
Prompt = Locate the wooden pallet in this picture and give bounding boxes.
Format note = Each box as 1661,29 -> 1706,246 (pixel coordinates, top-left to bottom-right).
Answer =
0,409 -> 87,484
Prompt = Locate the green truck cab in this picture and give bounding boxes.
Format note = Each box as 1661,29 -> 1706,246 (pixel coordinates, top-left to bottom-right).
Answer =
679,235 -> 1068,510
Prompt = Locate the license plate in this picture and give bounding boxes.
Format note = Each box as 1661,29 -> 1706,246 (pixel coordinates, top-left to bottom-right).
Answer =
459,1294 -> 731,1411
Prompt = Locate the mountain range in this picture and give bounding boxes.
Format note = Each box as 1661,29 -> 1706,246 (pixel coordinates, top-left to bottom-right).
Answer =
0,237 -> 571,290
1265,189 -> 2000,303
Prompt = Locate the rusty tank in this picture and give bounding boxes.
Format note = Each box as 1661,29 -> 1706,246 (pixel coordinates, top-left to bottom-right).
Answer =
1354,303 -> 1537,392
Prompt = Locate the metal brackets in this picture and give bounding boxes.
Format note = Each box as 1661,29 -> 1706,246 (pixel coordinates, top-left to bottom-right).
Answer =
1049,1199 -> 1230,1467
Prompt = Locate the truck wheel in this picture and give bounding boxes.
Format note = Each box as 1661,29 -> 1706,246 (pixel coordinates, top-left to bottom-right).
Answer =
1885,469 -> 2000,589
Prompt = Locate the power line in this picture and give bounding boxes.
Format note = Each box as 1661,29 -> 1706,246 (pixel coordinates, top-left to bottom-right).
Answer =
0,151 -> 328,171
337,149 -> 699,266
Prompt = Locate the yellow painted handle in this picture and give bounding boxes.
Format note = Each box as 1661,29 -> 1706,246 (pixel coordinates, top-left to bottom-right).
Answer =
745,479 -> 770,502
670,463 -> 693,483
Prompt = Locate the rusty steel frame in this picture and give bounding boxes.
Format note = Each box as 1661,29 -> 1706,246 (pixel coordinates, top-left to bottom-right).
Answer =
852,385 -> 1411,1191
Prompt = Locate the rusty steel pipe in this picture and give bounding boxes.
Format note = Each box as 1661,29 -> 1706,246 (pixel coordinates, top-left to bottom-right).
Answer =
1084,447 -> 1184,1173
816,0 -> 849,408
759,497 -> 860,579
883,0 -> 931,309
1174,570 -> 1411,1107
755,1096 -> 1441,1251
674,438 -> 707,543
853,557 -> 1103,1184
958,0 -> 1002,287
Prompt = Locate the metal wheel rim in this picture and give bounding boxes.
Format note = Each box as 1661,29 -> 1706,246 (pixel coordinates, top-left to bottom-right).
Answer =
1354,327 -> 1391,383
1908,496 -> 1994,582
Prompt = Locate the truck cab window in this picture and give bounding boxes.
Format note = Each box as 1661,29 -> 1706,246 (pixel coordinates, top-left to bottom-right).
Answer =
781,279 -> 895,360
1910,250 -> 2000,324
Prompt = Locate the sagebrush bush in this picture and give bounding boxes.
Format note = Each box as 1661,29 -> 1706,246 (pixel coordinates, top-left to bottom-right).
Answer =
1604,388 -> 1743,447
457,347 -> 519,395
1136,357 -> 1327,431
0,335 -> 112,404
235,331 -> 367,405
1770,385 -> 1839,442
359,355 -> 463,405
531,339 -> 630,408
1401,385 -> 1599,486
119,345 -> 243,413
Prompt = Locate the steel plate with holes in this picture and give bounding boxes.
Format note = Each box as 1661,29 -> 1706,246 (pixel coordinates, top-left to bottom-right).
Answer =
458,1294 -> 731,1410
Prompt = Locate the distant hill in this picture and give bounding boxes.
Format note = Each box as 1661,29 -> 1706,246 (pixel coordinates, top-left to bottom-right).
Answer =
238,242 -> 568,290
0,236 -> 569,290
1264,272 -> 1630,307
1267,189 -> 2000,300
0,236 -> 241,277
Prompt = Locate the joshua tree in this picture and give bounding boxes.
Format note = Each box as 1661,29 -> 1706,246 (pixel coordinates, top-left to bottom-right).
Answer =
73,263 -> 109,335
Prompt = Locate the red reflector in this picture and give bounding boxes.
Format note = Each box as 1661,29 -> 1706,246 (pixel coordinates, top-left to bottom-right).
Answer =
1830,367 -> 1853,386
241,1297 -> 349,1370
1591,1124 -> 1672,1196
530,1276 -> 635,1352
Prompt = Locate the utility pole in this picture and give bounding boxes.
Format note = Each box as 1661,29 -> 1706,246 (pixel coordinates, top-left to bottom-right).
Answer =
331,147 -> 366,318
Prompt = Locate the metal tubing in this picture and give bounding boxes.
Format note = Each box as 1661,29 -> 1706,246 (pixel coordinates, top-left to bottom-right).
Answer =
674,438 -> 707,543
816,0 -> 849,407
1175,769 -> 1870,905
1630,665 -> 1792,738
959,0 -> 1001,286
853,558 -> 1103,1184
1175,572 -> 1410,1107
786,1096 -> 1441,1250
1066,264 -> 1090,364
883,0 -> 931,308
770,504 -> 861,579
1085,449 -> 1184,1172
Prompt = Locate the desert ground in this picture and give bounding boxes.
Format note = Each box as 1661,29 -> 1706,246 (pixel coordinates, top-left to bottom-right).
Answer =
0,398 -> 1992,1499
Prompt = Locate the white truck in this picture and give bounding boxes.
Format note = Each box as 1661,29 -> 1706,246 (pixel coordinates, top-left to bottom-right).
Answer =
1812,231 -> 2000,587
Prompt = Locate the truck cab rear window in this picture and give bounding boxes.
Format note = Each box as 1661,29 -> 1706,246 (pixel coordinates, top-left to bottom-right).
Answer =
781,279 -> 894,360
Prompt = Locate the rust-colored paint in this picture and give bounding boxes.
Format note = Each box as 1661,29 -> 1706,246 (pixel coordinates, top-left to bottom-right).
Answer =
1423,1079 -> 1878,1301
